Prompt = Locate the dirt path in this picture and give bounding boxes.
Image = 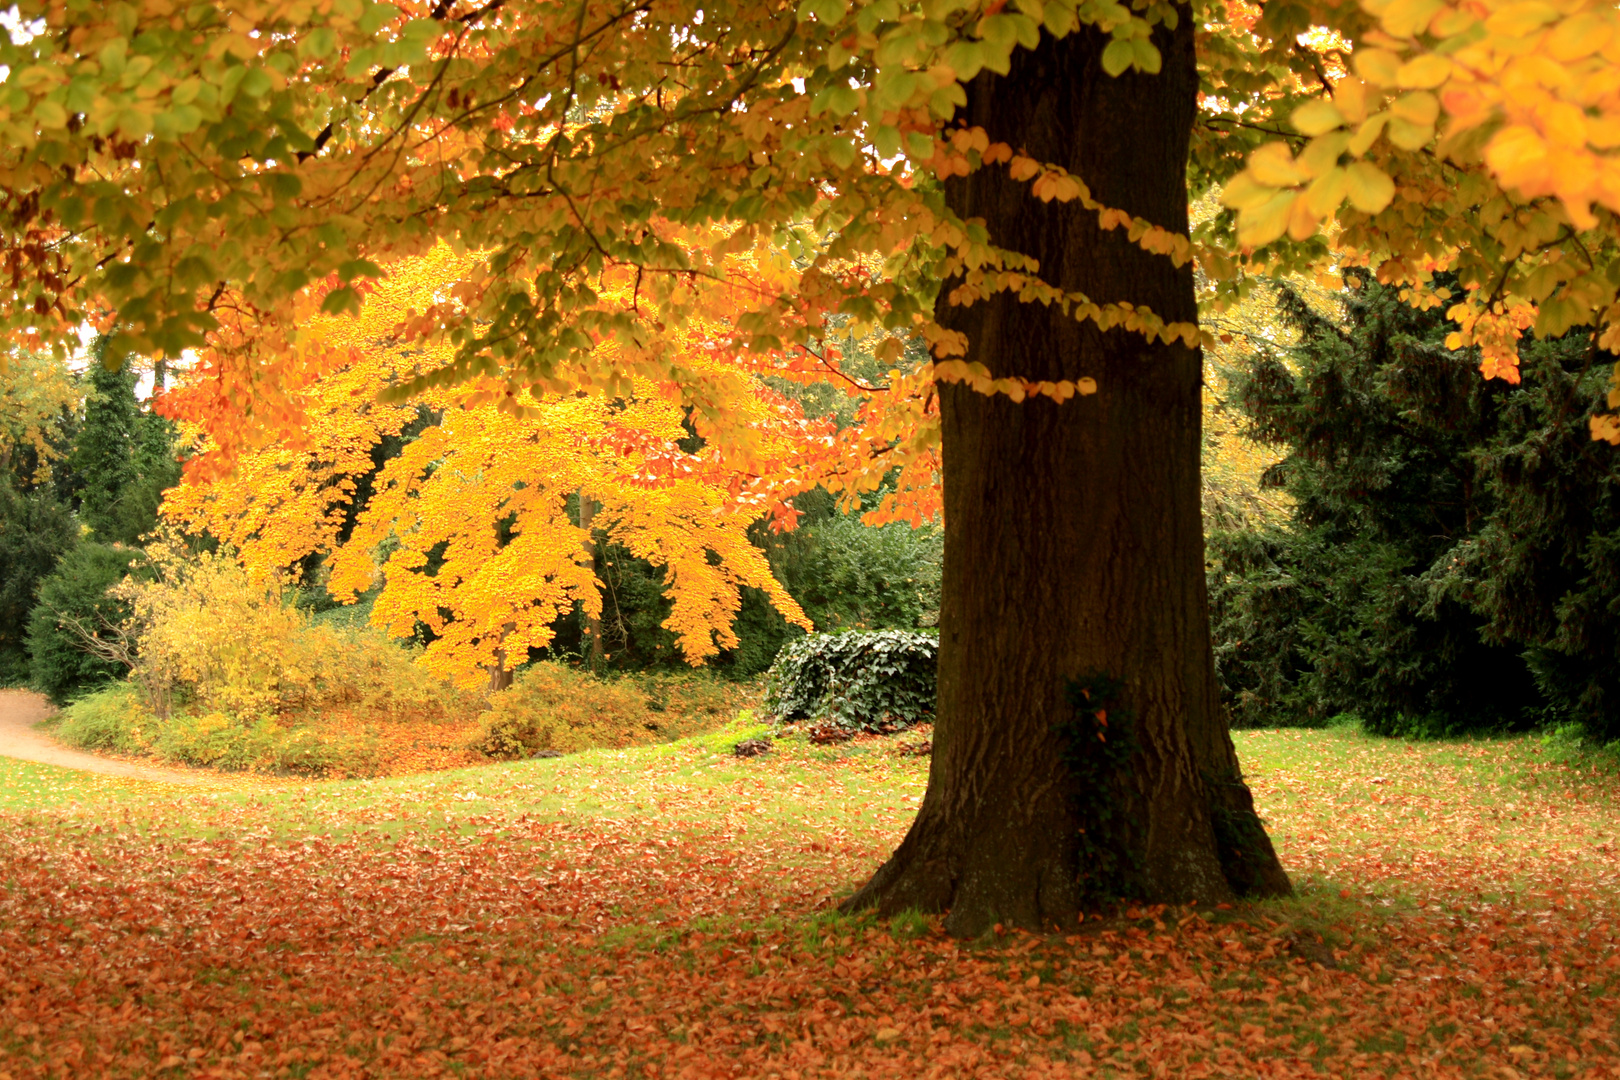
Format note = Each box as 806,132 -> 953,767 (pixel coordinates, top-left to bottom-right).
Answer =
0,689 -> 210,785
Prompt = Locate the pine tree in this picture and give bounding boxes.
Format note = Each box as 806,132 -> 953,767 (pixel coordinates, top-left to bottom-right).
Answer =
1209,276 -> 1613,738
68,343 -> 179,546
69,344 -> 142,543
0,479 -> 77,683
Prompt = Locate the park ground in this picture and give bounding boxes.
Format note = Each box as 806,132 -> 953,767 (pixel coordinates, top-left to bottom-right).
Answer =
0,702 -> 1617,1079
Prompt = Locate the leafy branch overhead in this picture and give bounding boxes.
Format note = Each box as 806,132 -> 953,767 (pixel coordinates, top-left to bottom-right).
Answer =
5,0 -> 1614,523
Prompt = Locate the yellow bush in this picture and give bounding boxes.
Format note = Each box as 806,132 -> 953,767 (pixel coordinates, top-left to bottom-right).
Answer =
472,663 -> 751,758
116,541 -> 468,726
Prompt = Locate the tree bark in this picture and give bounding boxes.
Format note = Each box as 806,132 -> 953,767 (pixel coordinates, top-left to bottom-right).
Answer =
578,491 -> 604,671
487,621 -> 516,693
843,14 -> 1290,935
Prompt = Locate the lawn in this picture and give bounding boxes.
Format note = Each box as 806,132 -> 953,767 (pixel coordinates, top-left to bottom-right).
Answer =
1,723 -> 1617,1079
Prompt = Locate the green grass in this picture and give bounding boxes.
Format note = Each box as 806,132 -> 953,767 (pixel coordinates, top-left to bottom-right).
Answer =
0,712 -> 927,847
1,721 -> 1606,849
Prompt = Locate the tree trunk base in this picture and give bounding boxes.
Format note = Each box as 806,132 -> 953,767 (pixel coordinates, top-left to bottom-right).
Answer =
843,762 -> 1290,937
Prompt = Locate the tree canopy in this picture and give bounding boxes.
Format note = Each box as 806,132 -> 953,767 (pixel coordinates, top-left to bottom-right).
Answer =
0,0 -> 1609,489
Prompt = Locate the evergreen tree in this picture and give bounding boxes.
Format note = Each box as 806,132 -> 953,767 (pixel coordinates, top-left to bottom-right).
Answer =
69,343 -> 180,546
1210,276 -> 1612,738
0,480 -> 77,683
26,543 -> 145,704
1438,343 -> 1620,742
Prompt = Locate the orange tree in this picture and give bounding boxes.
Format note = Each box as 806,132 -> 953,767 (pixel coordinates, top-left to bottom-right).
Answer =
4,0 -> 1617,932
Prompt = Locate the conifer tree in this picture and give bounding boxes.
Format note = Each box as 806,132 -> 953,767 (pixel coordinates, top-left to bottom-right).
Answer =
70,345 -> 142,543
1210,277 -> 1620,741
69,342 -> 180,546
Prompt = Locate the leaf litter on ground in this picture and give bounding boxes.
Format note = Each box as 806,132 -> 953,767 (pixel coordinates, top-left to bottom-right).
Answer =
0,723 -> 1618,1079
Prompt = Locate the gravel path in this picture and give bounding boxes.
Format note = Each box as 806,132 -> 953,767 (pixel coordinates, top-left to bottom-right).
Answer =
0,688 -> 209,784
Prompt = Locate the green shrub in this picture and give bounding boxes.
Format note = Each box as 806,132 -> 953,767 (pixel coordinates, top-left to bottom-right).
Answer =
763,629 -> 937,731
54,683 -> 154,754
775,515 -> 942,634
26,543 -> 146,704
57,686 -> 379,776
471,663 -> 744,759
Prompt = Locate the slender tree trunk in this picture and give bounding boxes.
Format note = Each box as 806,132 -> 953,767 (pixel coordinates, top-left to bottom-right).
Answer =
487,621 -> 516,693
843,15 -> 1290,935
578,491 -> 604,670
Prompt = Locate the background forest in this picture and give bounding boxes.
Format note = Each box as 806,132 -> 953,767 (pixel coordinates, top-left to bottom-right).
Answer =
6,273 -> 1620,773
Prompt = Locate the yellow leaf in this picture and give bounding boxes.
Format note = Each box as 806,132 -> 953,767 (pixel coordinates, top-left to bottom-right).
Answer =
1286,194 -> 1319,241
1386,116 -> 1433,150
1237,190 -> 1297,248
1298,132 -> 1352,178
1220,171 -> 1276,211
1352,49 -> 1402,88
1546,13 -> 1613,61
1484,2 -> 1560,38
1344,162 -> 1395,213
1247,142 -> 1308,187
1347,113 -> 1389,158
1396,56 -> 1451,90
1390,91 -> 1439,127
1484,124 -> 1550,193
1290,99 -> 1344,137
1335,77 -> 1371,125
1378,0 -> 1445,38
1589,413 -> 1620,444
1302,166 -> 1350,217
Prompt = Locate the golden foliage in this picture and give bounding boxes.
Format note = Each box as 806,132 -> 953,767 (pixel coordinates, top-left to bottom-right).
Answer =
470,663 -> 748,758
164,247 -> 816,685
0,350 -> 78,484
113,540 -> 467,726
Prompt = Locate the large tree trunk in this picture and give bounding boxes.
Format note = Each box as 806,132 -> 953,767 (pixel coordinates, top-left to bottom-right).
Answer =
843,14 -> 1290,935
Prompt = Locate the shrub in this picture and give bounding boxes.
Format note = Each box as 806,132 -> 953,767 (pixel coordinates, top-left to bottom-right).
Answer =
775,515 -> 942,634
763,629 -> 937,731
54,683 -> 154,754
57,685 -> 382,776
26,543 -> 147,703
50,545 -> 475,777
471,663 -> 746,759
117,544 -> 464,724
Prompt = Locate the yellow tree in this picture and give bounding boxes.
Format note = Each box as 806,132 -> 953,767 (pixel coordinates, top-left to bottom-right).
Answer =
0,350 -> 78,484
165,246 -> 817,686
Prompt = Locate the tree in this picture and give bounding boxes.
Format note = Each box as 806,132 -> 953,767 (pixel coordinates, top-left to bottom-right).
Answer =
0,480 -> 77,683
162,247 -> 818,686
0,349 -> 79,494
26,543 -> 146,704
843,20 -> 1291,930
71,343 -> 180,545
1214,276 -> 1620,742
4,0 -> 1616,931
1209,276 -> 1545,733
